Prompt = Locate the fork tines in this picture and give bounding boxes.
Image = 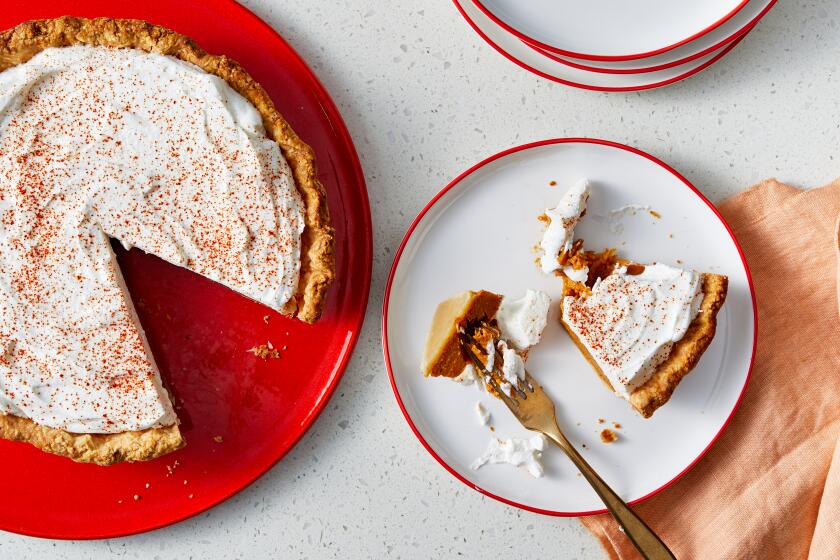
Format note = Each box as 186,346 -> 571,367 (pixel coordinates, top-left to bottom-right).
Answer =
458,325 -> 529,401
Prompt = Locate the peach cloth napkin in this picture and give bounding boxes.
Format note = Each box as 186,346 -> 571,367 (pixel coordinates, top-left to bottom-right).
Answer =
581,178 -> 840,560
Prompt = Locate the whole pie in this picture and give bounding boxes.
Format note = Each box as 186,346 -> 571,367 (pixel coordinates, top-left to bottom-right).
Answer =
0,17 -> 334,464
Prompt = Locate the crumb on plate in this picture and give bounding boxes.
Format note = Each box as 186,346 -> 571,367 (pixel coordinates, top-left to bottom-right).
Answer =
600,429 -> 618,444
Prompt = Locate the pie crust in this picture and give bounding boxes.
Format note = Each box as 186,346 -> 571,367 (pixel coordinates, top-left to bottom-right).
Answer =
0,16 -> 335,464
560,272 -> 728,418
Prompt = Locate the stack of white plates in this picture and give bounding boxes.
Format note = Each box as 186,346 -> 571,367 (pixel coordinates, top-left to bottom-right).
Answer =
454,0 -> 777,91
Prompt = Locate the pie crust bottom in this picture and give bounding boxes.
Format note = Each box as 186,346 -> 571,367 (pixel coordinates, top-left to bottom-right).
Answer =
0,412 -> 183,465
561,273 -> 728,418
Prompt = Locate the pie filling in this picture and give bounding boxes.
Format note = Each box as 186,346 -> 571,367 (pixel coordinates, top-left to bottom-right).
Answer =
0,46 -> 305,434
422,289 -> 549,397
561,260 -> 704,397
541,181 -> 725,412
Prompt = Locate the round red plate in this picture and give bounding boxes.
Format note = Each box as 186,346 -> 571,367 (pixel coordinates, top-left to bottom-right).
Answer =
0,0 -> 371,540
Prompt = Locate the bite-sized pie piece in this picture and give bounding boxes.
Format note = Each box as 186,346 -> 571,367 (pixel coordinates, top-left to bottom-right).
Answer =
422,289 -> 549,396
0,17 -> 334,464
558,250 -> 728,418
422,290 -> 503,379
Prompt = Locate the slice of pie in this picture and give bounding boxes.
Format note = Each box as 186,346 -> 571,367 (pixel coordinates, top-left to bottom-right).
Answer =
559,253 -> 727,417
538,182 -> 727,417
0,17 -> 334,464
422,289 -> 549,396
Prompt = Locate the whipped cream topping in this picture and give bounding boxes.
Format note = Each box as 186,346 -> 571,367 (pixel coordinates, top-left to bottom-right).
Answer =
496,289 -> 551,350
562,265 -> 589,284
475,401 -> 490,425
539,179 -> 589,273
471,434 -> 547,478
607,204 -> 652,234
498,340 -> 525,387
483,339 -> 495,372
562,264 -> 703,397
0,46 -> 304,433
455,363 -> 478,385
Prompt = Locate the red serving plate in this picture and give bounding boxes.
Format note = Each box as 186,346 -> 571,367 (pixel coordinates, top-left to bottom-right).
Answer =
0,0 -> 371,539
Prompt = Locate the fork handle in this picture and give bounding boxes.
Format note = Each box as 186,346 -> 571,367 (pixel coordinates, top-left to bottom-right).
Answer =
542,428 -> 677,560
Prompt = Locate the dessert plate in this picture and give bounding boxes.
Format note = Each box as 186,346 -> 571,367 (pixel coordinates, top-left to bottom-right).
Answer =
526,0 -> 777,75
0,0 -> 371,539
471,0 -> 749,61
454,0 -> 747,92
384,139 -> 756,515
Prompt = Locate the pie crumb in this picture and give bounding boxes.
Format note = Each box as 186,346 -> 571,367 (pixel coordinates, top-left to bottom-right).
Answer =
549,180 -> 557,186
213,435 -> 224,443
263,315 -> 270,324
613,422 -> 622,429
248,343 -> 280,360
600,429 -> 618,444
133,494 -> 141,501
597,418 -> 605,424
649,210 -> 661,219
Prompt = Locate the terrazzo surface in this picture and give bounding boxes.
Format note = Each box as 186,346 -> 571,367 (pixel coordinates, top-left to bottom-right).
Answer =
2,0 -> 838,558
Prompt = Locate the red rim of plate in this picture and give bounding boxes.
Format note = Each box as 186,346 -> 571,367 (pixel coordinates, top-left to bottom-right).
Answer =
1,0 -> 371,540
453,0 -> 750,92
522,0 -> 775,76
382,138 -> 758,517
470,0 -> 752,61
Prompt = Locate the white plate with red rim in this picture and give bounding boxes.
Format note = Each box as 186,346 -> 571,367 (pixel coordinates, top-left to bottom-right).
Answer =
525,0 -> 777,75
454,0 -> 748,92
471,0 -> 749,61
383,138 -> 756,516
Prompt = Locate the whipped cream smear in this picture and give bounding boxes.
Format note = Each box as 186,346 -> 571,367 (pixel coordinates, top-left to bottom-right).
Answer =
562,263 -> 703,397
471,434 -> 547,478
496,289 -> 550,350
0,46 -> 304,433
539,179 -> 589,274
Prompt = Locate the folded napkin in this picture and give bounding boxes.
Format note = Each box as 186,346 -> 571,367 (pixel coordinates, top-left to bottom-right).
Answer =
581,179 -> 840,560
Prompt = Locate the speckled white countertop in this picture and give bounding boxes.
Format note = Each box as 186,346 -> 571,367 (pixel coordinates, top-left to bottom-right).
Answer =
2,1 -> 838,558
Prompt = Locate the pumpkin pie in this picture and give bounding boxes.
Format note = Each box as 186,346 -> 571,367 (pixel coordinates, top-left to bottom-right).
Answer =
0,17 -> 334,464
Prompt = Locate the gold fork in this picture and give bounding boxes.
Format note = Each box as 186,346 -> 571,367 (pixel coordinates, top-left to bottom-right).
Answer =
461,330 -> 676,560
